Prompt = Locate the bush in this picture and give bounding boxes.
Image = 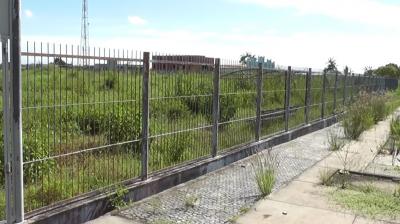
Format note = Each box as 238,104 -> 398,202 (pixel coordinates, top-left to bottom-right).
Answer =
391,116 -> 400,141
23,130 -> 55,184
69,109 -> 105,135
105,106 -> 141,152
151,100 -> 190,120
0,117 -> 54,184
103,75 -> 116,90
342,94 -> 374,140
342,92 -> 388,140
26,179 -> 71,207
219,95 -> 239,122
150,132 -> 192,168
370,94 -> 388,124
175,75 -> 240,123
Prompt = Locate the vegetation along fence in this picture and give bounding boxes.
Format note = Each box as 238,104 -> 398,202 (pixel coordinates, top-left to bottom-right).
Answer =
0,41 -> 398,219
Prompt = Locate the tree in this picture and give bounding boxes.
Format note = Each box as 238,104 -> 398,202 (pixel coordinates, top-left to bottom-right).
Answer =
364,66 -> 374,76
54,57 -> 67,66
239,52 -> 255,65
324,58 -> 337,72
374,63 -> 400,78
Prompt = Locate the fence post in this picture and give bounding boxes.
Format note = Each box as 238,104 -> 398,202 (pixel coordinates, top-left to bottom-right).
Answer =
321,71 -> 327,119
305,68 -> 312,124
284,66 -> 291,131
255,63 -> 263,141
2,0 -> 25,223
350,73 -> 354,102
211,58 -> 221,157
333,71 -> 338,112
343,68 -> 348,106
141,52 -> 150,180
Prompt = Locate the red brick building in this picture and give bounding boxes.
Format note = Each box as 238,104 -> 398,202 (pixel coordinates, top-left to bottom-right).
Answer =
152,55 -> 214,72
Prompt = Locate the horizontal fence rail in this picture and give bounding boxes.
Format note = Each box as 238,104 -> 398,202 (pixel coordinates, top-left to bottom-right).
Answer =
0,41 -> 399,221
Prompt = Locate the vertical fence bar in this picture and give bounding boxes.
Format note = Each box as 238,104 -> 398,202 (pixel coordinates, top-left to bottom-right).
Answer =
343,68 -> 347,106
305,68 -> 312,124
2,37 -> 14,224
141,52 -> 150,180
333,71 -> 338,112
255,62 -> 263,141
350,73 -> 354,101
321,71 -> 327,119
284,66 -> 291,131
211,58 -> 220,157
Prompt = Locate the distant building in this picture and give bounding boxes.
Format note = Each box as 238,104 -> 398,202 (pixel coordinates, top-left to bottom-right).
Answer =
152,55 -> 214,72
246,56 -> 275,70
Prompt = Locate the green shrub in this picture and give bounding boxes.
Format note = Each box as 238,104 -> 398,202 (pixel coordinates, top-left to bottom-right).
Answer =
151,100 -> 190,120
342,92 -> 388,140
23,130 -> 55,184
391,116 -> 400,140
69,109 -> 105,135
105,106 -> 141,152
150,132 -> 192,168
103,75 -> 116,90
0,118 -> 54,184
175,74 -> 240,122
109,185 -> 129,209
26,179 -> 71,206
370,94 -> 388,123
342,94 -> 374,140
219,95 -> 239,122
234,78 -> 254,91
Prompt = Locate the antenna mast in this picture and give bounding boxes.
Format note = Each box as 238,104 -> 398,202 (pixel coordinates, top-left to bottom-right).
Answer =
80,0 -> 89,65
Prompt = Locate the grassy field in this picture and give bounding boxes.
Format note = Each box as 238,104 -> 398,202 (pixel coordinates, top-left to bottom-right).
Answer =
0,65 -> 349,217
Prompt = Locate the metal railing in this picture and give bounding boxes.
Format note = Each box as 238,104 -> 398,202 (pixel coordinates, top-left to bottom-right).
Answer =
0,41 -> 398,220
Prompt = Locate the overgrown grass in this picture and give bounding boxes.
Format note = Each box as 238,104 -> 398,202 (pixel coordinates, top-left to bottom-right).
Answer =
251,150 -> 280,197
318,167 -> 335,186
342,92 -> 388,140
331,185 -> 400,219
0,66 -> 378,218
327,130 -> 345,151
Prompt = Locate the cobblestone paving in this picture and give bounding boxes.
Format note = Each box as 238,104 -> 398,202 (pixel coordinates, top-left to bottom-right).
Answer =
118,125 -> 338,224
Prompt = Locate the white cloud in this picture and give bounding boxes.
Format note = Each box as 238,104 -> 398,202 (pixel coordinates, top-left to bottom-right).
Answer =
24,9 -> 33,18
128,16 -> 147,26
22,27 -> 400,73
238,0 -> 400,28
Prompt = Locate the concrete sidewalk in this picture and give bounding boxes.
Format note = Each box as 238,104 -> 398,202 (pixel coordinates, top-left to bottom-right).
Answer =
237,114 -> 400,224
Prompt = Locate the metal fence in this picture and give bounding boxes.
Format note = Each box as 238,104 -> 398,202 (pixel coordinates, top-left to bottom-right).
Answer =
0,41 -> 399,220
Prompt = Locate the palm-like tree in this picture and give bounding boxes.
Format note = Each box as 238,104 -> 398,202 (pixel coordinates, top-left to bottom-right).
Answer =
324,57 -> 337,72
239,52 -> 255,65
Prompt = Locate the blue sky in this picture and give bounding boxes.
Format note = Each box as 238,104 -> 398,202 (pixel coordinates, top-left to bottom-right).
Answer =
21,0 -> 400,72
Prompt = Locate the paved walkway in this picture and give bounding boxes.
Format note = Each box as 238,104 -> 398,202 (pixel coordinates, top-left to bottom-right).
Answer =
89,123 -> 338,224
237,112 -> 400,224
